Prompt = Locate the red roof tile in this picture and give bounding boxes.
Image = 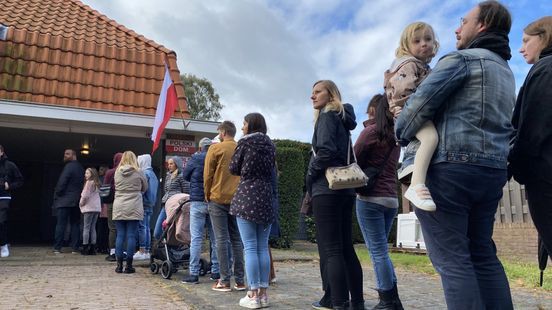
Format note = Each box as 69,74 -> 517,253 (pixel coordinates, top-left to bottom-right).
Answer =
0,0 -> 189,117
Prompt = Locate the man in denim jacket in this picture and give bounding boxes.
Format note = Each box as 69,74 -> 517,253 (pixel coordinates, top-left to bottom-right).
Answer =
395,1 -> 515,309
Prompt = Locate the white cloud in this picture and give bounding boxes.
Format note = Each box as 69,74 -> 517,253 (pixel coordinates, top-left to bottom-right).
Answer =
82,0 -> 545,142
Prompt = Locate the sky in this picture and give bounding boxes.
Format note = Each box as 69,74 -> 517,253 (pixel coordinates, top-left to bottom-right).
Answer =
81,0 -> 550,142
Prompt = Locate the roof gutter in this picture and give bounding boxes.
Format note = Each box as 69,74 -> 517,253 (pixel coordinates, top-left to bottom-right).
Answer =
0,99 -> 219,138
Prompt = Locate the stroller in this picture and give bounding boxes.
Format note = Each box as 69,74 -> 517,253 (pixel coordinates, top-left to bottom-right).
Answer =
149,194 -> 208,279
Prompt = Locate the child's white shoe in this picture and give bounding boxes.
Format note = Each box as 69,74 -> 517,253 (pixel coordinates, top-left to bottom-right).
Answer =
1,244 -> 9,257
405,184 -> 436,211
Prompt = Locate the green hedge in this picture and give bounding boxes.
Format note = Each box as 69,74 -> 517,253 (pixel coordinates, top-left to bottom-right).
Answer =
273,139 -> 310,189
272,146 -> 304,248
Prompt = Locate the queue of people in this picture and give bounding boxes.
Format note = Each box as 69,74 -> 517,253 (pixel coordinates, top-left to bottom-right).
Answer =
307,2 -> 552,310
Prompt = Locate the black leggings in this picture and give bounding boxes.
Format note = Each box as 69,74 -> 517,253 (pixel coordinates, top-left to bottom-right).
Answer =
312,194 -> 363,306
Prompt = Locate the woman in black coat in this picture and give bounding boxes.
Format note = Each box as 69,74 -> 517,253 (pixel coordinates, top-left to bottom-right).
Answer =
307,80 -> 364,310
509,16 -> 552,258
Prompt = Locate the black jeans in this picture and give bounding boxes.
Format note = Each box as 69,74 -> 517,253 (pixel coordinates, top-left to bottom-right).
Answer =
0,200 -> 9,246
526,178 -> 552,259
53,207 -> 81,251
312,194 -> 363,306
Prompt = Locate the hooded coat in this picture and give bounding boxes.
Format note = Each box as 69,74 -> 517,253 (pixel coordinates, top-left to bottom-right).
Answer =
307,103 -> 357,198
138,154 -> 159,207
229,132 -> 276,225
113,165 -> 147,220
0,154 -> 23,201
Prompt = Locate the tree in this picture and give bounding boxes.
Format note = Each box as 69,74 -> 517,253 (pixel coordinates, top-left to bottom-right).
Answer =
180,74 -> 223,121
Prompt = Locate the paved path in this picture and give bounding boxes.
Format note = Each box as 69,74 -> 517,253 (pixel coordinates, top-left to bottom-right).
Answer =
0,244 -> 551,309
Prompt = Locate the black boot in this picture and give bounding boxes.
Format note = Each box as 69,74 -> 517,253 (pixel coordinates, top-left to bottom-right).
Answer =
349,301 -> 365,310
81,244 -> 89,255
373,284 -> 403,310
124,257 -> 135,274
88,244 -> 97,255
115,257 -> 124,273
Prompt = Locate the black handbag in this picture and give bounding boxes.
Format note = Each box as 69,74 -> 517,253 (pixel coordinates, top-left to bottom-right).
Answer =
99,184 -> 114,204
355,142 -> 395,196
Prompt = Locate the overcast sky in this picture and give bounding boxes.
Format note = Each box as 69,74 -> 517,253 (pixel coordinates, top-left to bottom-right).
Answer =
82,0 -> 550,142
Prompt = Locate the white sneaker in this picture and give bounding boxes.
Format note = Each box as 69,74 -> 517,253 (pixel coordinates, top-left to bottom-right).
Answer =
143,253 -> 151,260
1,244 -> 9,258
405,184 -> 436,211
239,294 -> 261,309
133,251 -> 147,260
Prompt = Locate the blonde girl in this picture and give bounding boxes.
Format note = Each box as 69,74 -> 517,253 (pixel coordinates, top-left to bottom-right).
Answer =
384,21 -> 439,211
79,167 -> 102,255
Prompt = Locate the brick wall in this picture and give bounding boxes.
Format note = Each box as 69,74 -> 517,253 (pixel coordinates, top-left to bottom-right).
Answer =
493,222 -> 538,262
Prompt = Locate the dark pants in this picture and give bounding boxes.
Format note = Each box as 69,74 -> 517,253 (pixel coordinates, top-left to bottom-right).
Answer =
107,203 -> 117,249
96,217 -> 109,252
208,202 -> 244,285
526,178 -> 552,260
54,207 -> 81,251
417,163 -> 513,310
312,194 -> 363,307
0,200 -> 9,246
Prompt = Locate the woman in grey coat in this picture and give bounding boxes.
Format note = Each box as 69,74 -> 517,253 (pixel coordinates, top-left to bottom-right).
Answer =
113,151 -> 147,274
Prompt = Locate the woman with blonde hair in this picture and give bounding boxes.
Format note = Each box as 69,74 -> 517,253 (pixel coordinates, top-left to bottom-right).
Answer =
307,80 -> 364,310
509,16 -> 552,263
112,151 -> 147,274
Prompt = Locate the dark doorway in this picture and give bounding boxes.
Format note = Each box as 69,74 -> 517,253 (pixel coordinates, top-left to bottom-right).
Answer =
0,127 -> 158,244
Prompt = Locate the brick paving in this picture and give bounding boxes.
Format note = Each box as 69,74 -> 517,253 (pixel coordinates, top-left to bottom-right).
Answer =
1,244 -> 551,309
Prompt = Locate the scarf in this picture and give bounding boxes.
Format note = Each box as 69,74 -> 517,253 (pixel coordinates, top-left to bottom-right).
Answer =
466,30 -> 511,61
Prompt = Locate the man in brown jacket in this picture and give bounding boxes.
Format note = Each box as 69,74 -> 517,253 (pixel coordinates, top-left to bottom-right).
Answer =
204,121 -> 244,292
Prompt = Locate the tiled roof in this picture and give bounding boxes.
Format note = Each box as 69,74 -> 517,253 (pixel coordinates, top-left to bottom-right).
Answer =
0,0 -> 189,117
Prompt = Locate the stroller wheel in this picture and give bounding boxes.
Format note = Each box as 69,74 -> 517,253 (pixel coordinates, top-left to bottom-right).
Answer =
150,262 -> 159,274
161,260 -> 173,279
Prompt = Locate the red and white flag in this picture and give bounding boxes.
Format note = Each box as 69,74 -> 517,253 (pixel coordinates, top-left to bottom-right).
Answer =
151,64 -> 178,153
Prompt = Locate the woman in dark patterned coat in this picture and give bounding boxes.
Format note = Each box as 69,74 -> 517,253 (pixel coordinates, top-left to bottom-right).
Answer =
229,112 -> 275,309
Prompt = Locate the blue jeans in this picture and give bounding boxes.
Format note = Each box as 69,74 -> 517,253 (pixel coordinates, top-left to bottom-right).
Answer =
153,206 -> 166,240
189,201 -> 219,275
115,220 -> 138,259
236,217 -> 271,289
417,163 -> 513,310
138,206 -> 153,251
53,207 -> 80,251
208,202 -> 244,285
356,200 -> 397,291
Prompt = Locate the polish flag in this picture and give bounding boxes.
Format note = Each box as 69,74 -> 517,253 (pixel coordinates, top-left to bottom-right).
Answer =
151,64 -> 178,153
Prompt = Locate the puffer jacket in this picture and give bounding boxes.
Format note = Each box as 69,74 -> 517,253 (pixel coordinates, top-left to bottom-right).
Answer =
79,180 -> 101,213
307,103 -> 357,198
182,151 -> 207,201
229,132 -> 275,225
113,165 -> 147,220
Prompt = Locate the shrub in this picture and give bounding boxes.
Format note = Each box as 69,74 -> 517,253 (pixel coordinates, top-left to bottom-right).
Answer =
273,146 -> 304,248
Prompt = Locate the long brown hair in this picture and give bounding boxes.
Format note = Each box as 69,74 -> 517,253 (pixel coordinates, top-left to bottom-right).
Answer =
86,167 -> 101,190
368,94 -> 395,143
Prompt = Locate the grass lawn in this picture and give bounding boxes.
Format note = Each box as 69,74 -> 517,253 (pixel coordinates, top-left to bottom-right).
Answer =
354,246 -> 552,291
